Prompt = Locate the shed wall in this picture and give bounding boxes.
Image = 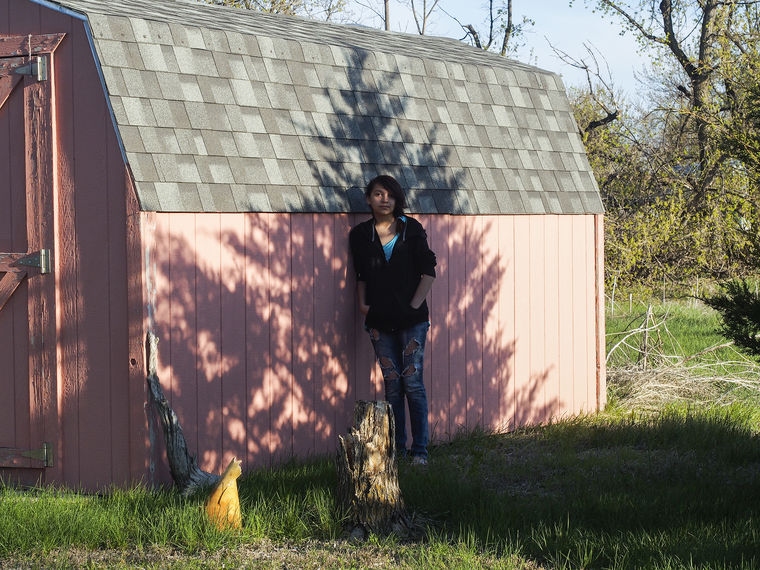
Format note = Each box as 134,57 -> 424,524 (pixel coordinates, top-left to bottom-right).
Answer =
141,211 -> 604,477
1,0 -> 138,489
2,0 -> 605,490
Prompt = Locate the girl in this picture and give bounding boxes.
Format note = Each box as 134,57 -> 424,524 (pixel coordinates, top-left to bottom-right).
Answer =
348,175 -> 436,464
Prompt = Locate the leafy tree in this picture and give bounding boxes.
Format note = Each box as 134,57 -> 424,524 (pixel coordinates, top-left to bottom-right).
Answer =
704,67 -> 760,357
564,1 -> 760,286
573,0 -> 760,209
704,280 -> 760,358
568,62 -> 755,286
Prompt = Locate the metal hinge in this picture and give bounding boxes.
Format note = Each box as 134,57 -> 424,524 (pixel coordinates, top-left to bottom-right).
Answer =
23,442 -> 54,466
0,442 -> 53,467
15,249 -> 51,274
14,55 -> 47,81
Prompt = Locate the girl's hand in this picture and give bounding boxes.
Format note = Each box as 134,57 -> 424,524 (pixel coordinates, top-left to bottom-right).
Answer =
360,303 -> 370,316
409,274 -> 435,310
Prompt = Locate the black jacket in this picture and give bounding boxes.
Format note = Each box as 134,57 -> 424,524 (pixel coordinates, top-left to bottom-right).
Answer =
349,215 -> 437,332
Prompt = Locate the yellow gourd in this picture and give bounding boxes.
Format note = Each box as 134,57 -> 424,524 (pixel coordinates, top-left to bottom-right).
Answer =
204,457 -> 243,529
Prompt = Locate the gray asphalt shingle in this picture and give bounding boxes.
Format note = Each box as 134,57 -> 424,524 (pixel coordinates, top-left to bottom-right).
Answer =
54,0 -> 601,214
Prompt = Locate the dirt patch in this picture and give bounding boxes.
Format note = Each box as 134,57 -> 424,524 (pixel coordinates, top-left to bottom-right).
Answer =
5,540 -> 398,569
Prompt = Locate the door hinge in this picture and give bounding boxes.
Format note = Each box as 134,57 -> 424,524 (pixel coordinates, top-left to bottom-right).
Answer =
24,442 -> 53,466
16,249 -> 51,274
14,55 -> 47,81
0,442 -> 53,467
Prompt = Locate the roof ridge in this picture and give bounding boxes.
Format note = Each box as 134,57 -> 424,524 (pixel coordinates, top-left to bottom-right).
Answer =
27,0 -> 603,215
46,0 -> 552,75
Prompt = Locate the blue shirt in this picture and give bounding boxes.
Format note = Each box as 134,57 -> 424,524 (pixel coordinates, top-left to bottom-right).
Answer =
382,216 -> 406,261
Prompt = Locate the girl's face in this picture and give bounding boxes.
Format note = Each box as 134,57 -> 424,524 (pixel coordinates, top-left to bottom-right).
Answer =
366,186 -> 396,217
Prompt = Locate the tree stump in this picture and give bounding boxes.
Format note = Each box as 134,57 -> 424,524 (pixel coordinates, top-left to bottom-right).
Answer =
146,332 -> 220,495
337,400 -> 412,537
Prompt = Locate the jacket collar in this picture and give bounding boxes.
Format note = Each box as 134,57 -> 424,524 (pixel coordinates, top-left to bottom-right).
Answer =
370,215 -> 409,243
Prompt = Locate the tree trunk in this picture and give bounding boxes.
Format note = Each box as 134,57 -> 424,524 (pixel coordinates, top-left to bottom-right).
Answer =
336,400 -> 412,537
145,331 -> 220,495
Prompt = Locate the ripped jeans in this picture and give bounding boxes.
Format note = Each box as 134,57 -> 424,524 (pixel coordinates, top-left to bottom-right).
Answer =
367,321 -> 430,459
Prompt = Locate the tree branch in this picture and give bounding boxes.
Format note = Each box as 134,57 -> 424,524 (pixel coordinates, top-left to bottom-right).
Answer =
659,0 -> 702,80
465,24 -> 483,49
599,0 -> 668,44
500,0 -> 513,56
586,110 -> 620,132
486,0 -> 495,51
146,332 -> 221,496
409,0 -> 441,35
549,40 -> 621,132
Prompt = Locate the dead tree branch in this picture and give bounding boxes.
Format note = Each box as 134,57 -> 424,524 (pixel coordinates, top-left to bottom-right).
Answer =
146,331 -> 220,496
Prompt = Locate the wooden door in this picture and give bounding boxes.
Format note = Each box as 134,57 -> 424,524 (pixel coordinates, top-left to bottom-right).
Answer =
0,34 -> 63,474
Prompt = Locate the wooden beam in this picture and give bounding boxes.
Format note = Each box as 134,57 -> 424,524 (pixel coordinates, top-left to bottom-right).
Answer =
0,33 -> 65,57
0,73 -> 22,110
0,271 -> 26,313
594,214 -> 606,411
24,60 -> 57,474
0,253 -> 24,272
0,57 -> 26,75
0,444 -> 50,468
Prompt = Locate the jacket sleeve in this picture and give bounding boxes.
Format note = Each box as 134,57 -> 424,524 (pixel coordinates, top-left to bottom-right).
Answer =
414,228 -> 437,278
348,228 -> 366,281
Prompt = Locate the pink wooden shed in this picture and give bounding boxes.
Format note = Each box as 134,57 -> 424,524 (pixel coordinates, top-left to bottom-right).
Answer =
0,0 -> 605,490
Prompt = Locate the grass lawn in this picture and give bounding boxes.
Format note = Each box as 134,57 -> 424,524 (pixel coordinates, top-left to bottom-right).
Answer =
3,405 -> 760,568
3,299 -> 760,568
605,299 -> 760,409
606,300 -> 733,364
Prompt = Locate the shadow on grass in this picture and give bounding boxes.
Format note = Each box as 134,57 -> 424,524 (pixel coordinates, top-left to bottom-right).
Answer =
3,408 -> 759,568
399,407 -> 760,568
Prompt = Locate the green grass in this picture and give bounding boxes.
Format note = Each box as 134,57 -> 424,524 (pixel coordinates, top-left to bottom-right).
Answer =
402,406 -> 760,568
605,298 -> 760,408
606,300 -> 732,363
3,406 -> 760,568
3,298 -> 760,568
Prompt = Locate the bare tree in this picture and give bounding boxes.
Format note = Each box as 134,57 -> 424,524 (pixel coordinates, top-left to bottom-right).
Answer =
442,0 -> 531,56
550,41 -> 620,133
207,0 -> 347,20
408,0 -> 440,35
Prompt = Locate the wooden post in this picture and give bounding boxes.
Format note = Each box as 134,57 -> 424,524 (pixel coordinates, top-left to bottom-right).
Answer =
639,304 -> 653,370
337,400 -> 412,538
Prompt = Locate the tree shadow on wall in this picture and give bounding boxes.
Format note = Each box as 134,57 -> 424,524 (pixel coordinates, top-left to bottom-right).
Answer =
294,45 -> 561,436
149,215 -> 562,480
148,45 -> 562,479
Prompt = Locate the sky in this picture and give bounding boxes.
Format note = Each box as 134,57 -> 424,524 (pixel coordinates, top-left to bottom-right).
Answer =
357,0 -> 649,97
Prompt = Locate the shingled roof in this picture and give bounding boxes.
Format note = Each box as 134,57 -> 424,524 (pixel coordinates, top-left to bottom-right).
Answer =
45,0 -> 603,214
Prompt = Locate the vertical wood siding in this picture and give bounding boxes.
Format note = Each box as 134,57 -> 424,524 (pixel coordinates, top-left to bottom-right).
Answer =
143,211 -> 602,475
0,6 -> 32,475
1,1 -> 135,489
59,10 -> 133,489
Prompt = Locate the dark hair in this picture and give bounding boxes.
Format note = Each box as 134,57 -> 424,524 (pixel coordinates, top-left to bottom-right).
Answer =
365,175 -> 406,217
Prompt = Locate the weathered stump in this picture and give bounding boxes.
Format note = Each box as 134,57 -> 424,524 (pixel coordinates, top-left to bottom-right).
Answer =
337,400 -> 412,537
146,332 -> 220,495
